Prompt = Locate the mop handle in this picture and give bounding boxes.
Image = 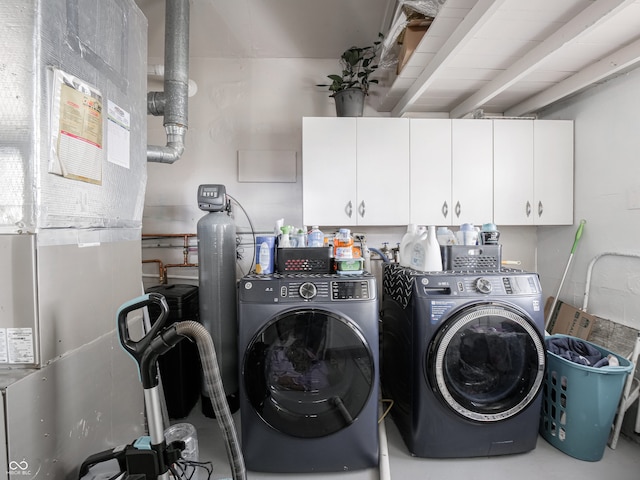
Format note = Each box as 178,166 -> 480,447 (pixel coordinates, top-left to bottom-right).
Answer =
545,220 -> 586,330
570,219 -> 586,254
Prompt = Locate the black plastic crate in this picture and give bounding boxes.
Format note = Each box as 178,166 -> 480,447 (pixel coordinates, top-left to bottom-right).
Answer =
440,245 -> 502,271
276,247 -> 333,273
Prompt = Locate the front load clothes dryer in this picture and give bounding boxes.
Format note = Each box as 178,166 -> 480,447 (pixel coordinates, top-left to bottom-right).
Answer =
238,273 -> 379,473
381,265 -> 546,458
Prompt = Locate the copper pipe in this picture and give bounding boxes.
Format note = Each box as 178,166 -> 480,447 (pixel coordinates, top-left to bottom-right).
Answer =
163,263 -> 198,284
143,233 -> 197,239
142,259 -> 165,284
142,234 -> 199,284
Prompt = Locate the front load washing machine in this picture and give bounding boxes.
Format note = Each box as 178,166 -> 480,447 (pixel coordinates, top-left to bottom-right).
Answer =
238,273 -> 379,473
381,265 -> 546,458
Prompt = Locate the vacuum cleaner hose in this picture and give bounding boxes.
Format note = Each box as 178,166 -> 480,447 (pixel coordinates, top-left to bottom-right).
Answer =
175,321 -> 246,480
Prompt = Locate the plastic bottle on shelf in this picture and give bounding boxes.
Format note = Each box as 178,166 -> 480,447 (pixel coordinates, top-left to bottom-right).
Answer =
436,227 -> 456,246
424,225 -> 443,271
308,226 -> 325,248
333,228 -> 354,259
399,224 -> 418,267
279,225 -> 292,248
293,228 -> 307,247
411,226 -> 443,272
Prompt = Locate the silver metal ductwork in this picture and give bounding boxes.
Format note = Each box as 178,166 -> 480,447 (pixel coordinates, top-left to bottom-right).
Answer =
147,0 -> 190,164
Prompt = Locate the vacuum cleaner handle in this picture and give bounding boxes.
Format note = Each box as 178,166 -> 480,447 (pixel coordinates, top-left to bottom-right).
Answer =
117,292 -> 179,388
118,292 -> 169,357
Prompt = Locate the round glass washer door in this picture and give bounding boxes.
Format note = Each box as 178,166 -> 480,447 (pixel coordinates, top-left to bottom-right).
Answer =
426,302 -> 545,422
243,308 -> 375,438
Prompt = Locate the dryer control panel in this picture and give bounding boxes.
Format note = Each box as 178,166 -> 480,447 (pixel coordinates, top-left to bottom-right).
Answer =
239,274 -> 376,303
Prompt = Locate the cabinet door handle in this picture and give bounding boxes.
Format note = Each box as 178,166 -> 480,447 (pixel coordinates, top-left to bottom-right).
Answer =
454,201 -> 461,218
526,201 -> 532,218
345,201 -> 353,218
442,201 -> 449,219
359,201 -> 366,218
538,201 -> 543,218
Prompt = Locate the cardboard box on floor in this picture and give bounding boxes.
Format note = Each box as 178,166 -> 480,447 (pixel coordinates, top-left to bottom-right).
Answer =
544,297 -> 597,340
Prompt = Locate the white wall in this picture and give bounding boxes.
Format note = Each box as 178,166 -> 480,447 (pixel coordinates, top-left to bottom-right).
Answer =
537,67 -> 640,329
142,56 -> 542,284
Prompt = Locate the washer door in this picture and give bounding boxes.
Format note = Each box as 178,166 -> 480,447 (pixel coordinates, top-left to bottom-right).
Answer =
243,308 -> 374,438
426,302 -> 545,422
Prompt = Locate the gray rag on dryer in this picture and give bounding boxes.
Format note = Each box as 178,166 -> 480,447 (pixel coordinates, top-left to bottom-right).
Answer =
546,337 -> 609,368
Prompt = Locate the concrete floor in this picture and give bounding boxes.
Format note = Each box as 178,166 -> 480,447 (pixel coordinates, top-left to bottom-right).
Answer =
184,401 -> 640,480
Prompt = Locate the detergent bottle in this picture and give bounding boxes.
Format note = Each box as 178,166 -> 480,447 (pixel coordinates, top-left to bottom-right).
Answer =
411,226 -> 443,272
399,223 -> 418,267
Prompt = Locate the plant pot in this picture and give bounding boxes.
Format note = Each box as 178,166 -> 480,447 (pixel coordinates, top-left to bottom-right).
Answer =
334,88 -> 365,117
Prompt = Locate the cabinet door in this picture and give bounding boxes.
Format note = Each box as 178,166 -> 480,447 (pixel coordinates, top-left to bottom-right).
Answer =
410,119 -> 452,225
493,120 -> 535,225
356,118 -> 410,225
451,120 -> 493,225
534,120 -> 574,225
302,117 -> 357,226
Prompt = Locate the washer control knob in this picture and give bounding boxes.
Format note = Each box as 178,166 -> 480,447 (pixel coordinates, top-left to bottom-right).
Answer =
475,277 -> 493,294
299,281 -> 317,300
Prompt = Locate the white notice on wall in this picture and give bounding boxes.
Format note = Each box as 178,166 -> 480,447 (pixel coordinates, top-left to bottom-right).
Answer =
0,328 -> 7,363
107,100 -> 131,169
7,328 -> 35,364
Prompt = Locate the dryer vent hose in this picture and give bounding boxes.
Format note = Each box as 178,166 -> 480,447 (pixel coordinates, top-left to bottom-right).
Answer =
175,321 -> 246,480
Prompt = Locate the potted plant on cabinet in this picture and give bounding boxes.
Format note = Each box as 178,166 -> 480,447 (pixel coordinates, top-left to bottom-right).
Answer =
317,33 -> 384,117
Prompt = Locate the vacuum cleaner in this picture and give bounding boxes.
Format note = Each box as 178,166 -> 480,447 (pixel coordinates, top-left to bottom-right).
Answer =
78,292 -> 246,480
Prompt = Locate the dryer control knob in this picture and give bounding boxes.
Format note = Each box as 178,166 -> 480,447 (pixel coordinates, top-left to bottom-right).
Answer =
475,277 -> 493,294
299,282 -> 317,300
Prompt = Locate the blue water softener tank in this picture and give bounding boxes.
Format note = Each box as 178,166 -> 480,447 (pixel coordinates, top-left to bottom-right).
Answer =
196,184 -> 239,415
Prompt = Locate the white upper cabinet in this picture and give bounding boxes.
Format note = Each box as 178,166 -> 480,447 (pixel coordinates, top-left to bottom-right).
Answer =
302,117 -> 410,226
493,120 -> 535,224
409,119 -> 452,225
356,118 -> 410,225
410,119 -> 493,226
451,119 -> 494,225
302,117 -> 357,226
304,117 -> 572,228
493,119 -> 574,225
533,120 -> 574,225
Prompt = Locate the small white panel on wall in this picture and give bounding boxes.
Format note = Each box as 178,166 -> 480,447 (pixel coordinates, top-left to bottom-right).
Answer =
238,150 -> 297,183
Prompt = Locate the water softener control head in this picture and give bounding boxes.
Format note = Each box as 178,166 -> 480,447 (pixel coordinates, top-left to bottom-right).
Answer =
198,184 -> 227,212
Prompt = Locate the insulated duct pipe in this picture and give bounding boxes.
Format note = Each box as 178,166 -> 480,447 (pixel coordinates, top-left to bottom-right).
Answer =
147,0 -> 190,164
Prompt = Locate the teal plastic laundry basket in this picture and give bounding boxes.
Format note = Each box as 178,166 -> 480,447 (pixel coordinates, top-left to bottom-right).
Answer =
539,334 -> 633,461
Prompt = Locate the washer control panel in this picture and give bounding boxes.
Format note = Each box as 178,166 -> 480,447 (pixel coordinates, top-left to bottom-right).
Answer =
417,272 -> 541,297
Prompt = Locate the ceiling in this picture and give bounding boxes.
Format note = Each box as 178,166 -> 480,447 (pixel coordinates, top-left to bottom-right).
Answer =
135,0 -> 640,118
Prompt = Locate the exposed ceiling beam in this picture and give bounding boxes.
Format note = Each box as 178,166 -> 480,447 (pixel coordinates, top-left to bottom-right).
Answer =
506,37 -> 640,117
390,0 -> 509,118
449,0 -> 636,119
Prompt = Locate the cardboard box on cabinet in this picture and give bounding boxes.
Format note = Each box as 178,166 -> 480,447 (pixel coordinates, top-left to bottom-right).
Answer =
544,297 -> 597,340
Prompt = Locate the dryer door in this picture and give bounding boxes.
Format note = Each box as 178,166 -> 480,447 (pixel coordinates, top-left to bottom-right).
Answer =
243,308 -> 375,438
426,302 -> 545,422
